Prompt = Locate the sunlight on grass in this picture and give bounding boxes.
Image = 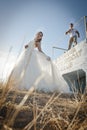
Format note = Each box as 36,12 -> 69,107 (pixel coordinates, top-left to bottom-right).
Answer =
0,80 -> 87,130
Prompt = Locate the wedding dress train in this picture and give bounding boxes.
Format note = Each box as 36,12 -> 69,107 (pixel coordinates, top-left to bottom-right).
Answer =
9,41 -> 69,92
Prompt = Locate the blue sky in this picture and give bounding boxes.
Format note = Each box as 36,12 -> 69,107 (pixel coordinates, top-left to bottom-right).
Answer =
0,0 -> 87,60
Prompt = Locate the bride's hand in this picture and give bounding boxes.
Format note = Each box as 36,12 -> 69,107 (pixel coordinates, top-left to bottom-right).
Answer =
47,56 -> 51,61
25,45 -> 28,49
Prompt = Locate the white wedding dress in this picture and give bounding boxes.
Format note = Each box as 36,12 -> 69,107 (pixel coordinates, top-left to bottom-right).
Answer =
9,40 -> 69,92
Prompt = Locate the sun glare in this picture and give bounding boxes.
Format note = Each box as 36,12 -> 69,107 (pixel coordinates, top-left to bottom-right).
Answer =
0,52 -> 16,81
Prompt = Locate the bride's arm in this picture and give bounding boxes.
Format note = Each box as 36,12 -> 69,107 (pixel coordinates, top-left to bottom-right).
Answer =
37,42 -> 44,53
37,42 -> 51,61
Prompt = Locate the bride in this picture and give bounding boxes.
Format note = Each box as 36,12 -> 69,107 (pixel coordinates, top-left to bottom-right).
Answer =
9,31 -> 69,92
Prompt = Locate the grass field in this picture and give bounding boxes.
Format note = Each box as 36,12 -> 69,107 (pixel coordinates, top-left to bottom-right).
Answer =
0,82 -> 87,130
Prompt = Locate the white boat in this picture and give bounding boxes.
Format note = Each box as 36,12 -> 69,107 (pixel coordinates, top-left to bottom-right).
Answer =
54,16 -> 87,93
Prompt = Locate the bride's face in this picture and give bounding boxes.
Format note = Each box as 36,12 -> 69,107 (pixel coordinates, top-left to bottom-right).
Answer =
35,32 -> 43,41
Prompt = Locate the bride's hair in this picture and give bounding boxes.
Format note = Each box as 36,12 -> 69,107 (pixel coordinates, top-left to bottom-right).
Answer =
37,31 -> 43,36
35,31 -> 43,42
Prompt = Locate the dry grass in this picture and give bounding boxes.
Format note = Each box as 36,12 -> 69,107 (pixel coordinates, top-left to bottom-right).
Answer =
0,82 -> 87,130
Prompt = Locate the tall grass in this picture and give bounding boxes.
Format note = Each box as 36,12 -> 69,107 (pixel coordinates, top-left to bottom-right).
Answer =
0,81 -> 87,130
